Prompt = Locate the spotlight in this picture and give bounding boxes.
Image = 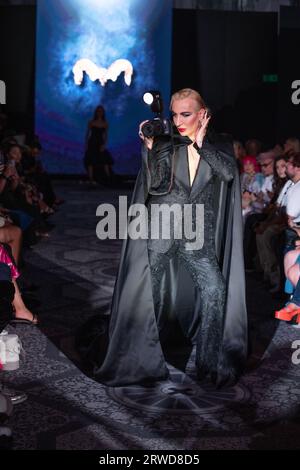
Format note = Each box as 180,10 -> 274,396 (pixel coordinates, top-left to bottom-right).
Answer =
142,90 -> 163,115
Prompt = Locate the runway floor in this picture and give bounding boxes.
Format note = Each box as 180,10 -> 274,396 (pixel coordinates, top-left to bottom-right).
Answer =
4,181 -> 300,450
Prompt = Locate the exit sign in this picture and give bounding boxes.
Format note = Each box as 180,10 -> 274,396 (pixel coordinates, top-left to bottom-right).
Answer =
263,74 -> 278,83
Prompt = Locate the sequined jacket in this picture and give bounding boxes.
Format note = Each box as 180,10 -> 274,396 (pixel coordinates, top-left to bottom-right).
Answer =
143,137 -> 236,254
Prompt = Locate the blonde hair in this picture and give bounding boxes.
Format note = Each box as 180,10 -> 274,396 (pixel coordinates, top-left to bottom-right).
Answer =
170,88 -> 206,111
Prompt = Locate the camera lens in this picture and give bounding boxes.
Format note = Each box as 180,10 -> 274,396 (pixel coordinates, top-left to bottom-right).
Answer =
141,120 -> 165,138
141,121 -> 154,138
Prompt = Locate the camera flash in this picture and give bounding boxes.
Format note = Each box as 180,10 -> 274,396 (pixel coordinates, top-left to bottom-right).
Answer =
143,92 -> 154,105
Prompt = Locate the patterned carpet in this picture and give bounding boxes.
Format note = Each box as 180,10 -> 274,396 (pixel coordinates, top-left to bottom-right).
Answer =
3,181 -> 300,450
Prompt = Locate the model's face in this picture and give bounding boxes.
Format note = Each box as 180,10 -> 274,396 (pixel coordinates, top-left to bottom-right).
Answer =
275,159 -> 286,179
9,146 -> 22,162
171,98 -> 205,141
243,161 -> 255,174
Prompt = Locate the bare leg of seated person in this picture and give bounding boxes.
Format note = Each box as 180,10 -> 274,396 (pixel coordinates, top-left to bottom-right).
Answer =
286,262 -> 300,309
11,279 -> 38,324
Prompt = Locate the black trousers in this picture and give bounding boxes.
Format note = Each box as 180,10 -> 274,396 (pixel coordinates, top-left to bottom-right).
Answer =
243,212 -> 267,269
148,244 -> 226,377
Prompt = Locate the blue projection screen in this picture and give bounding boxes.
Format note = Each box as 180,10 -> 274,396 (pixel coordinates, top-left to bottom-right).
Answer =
35,0 -> 172,175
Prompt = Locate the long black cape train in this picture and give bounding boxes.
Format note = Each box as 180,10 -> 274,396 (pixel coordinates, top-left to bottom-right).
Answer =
77,132 -> 248,387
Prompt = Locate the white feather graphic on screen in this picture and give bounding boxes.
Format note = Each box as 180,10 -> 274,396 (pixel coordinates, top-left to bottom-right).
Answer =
72,58 -> 133,87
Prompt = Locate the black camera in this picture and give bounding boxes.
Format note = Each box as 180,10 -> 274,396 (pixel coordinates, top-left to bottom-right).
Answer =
141,90 -> 173,138
141,117 -> 172,138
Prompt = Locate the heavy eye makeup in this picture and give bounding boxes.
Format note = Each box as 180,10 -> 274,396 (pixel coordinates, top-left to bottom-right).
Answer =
171,112 -> 193,118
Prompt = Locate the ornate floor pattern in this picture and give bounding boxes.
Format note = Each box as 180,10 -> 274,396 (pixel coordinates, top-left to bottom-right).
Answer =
3,181 -> 300,450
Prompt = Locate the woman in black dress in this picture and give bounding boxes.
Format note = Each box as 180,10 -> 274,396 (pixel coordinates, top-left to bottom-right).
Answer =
84,105 -> 113,184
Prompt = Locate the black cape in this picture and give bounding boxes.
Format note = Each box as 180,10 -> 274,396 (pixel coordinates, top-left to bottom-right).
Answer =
77,132 -> 248,387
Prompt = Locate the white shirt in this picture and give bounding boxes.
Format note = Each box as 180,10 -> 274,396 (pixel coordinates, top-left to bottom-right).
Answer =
286,180 -> 300,222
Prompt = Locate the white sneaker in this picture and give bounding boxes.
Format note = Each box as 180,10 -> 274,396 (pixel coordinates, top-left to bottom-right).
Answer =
1,334 -> 21,371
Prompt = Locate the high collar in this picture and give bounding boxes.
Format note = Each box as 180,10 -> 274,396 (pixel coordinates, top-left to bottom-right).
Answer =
152,133 -> 192,151
171,134 -> 193,147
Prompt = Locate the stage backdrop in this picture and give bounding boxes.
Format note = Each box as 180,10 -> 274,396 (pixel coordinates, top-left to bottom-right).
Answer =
35,0 -> 172,174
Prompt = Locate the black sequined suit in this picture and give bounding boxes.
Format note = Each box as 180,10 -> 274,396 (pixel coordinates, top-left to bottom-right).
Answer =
146,137 -> 235,379
77,133 -> 248,388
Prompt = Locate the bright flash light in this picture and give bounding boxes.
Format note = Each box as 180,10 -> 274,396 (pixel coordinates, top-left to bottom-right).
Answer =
143,92 -> 154,105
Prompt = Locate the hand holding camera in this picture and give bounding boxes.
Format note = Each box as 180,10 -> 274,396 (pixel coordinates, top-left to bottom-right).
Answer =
139,120 -> 154,150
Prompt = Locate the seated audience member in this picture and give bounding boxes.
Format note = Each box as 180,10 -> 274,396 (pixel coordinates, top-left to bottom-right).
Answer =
274,153 -> 300,298
241,156 -> 264,193
271,155 -> 288,199
255,156 -> 289,291
243,151 -> 275,269
240,155 -> 264,220
283,153 -> 300,254
0,144 -> 50,238
22,143 -> 62,208
254,151 -> 276,209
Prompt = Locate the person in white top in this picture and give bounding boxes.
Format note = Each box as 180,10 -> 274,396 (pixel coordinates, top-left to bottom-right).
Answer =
257,151 -> 275,198
243,151 -> 276,269
249,151 -> 275,214
255,156 -> 290,289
